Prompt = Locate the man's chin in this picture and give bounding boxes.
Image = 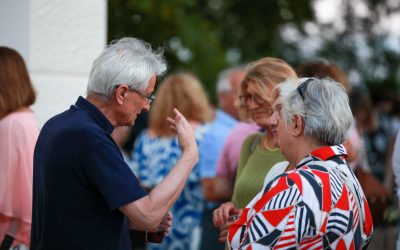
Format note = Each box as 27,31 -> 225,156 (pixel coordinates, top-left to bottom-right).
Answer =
130,116 -> 137,126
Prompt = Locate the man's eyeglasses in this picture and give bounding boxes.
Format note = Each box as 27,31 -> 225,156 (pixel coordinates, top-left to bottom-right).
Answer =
239,93 -> 266,106
129,88 -> 155,104
115,85 -> 155,104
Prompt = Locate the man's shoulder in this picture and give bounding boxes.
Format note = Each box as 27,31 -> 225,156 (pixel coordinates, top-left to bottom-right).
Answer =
201,112 -> 235,143
42,107 -> 107,143
43,106 -> 80,126
214,109 -> 237,128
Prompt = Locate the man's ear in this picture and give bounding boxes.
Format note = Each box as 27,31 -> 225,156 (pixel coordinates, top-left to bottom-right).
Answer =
291,114 -> 304,137
115,85 -> 126,105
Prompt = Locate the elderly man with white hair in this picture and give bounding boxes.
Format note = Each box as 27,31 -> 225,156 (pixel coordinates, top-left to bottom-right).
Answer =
227,78 -> 373,250
31,38 -> 199,250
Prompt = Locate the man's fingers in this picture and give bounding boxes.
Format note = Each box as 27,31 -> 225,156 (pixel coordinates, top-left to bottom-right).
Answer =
173,108 -> 182,117
167,211 -> 173,220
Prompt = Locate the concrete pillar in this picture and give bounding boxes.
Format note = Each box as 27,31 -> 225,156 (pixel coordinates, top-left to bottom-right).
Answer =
0,0 -> 107,126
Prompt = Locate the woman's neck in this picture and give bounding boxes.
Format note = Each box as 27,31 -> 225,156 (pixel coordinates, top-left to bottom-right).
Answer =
292,138 -> 325,166
15,107 -> 30,112
261,132 -> 278,150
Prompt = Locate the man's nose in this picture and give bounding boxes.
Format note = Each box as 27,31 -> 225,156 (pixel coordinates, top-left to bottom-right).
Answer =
142,102 -> 151,112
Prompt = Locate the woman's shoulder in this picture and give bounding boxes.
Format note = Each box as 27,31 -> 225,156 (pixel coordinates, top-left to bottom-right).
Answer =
236,133 -> 263,159
1,109 -> 36,122
263,161 -> 290,187
239,132 -> 263,153
233,122 -> 260,133
139,129 -> 177,145
243,132 -> 263,145
0,110 -> 39,132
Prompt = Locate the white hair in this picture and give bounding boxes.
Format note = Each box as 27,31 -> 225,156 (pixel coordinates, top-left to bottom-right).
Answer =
216,66 -> 244,93
272,78 -> 299,101
281,77 -> 353,145
86,37 -> 167,99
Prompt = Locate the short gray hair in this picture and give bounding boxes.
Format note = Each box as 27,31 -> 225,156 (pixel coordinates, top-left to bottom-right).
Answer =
87,37 -> 167,98
216,66 -> 244,93
281,78 -> 353,145
271,79 -> 299,101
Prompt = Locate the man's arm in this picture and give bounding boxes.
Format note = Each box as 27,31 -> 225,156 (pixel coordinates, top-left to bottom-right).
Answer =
120,109 -> 198,231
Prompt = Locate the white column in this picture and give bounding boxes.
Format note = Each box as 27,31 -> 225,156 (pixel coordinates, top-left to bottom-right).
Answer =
0,0 -> 107,126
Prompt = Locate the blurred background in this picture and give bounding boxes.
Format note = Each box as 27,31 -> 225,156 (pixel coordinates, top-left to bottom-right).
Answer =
1,0 -> 399,124
108,0 -> 400,104
1,1 -> 400,249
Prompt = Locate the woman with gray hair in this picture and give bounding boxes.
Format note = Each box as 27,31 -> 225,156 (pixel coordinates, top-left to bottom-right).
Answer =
227,78 -> 373,249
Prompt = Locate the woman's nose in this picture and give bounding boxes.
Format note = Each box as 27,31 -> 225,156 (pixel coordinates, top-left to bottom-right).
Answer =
247,99 -> 259,109
268,113 -> 279,125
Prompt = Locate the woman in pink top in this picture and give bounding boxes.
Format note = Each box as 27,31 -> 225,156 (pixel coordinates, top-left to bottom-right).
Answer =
0,47 -> 39,249
212,122 -> 260,200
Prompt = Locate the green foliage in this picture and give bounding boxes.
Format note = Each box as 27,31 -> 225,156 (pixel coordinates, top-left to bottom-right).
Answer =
108,0 -> 400,102
108,0 -> 313,103
109,0 -> 225,103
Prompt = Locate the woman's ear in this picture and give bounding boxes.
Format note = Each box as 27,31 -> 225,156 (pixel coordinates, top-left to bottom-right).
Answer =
291,114 -> 304,137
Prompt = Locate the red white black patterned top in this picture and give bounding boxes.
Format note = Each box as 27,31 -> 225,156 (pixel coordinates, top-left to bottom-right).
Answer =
227,145 -> 373,250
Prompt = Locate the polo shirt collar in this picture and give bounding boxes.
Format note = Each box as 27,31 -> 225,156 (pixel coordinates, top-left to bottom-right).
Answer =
75,96 -> 114,134
296,144 -> 347,169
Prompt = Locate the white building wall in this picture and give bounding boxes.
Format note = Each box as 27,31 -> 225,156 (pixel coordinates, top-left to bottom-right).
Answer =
0,0 -> 31,61
0,0 -> 107,126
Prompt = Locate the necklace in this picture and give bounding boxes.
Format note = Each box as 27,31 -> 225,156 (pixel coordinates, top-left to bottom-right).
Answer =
260,135 -> 279,151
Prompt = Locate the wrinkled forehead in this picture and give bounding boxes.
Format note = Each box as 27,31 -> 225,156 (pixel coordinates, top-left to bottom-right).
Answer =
230,71 -> 246,90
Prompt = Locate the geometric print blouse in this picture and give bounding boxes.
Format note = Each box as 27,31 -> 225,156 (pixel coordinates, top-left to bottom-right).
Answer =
227,145 -> 373,250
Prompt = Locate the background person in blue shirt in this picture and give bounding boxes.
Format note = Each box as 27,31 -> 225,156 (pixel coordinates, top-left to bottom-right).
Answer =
31,37 -> 199,250
198,66 -> 245,250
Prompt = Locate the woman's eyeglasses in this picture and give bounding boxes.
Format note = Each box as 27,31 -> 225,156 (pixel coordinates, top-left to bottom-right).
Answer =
239,93 -> 266,106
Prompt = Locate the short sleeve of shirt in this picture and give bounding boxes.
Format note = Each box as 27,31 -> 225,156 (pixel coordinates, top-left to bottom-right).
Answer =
86,141 -> 147,210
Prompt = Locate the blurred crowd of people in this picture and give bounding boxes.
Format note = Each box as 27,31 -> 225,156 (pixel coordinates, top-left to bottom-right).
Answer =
1,37 -> 400,250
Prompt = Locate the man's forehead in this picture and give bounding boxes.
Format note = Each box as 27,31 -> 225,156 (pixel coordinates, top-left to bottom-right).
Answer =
146,75 -> 157,88
230,71 -> 245,87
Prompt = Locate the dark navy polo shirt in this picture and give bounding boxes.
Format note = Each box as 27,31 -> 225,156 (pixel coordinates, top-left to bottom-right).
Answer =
31,96 -> 147,250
